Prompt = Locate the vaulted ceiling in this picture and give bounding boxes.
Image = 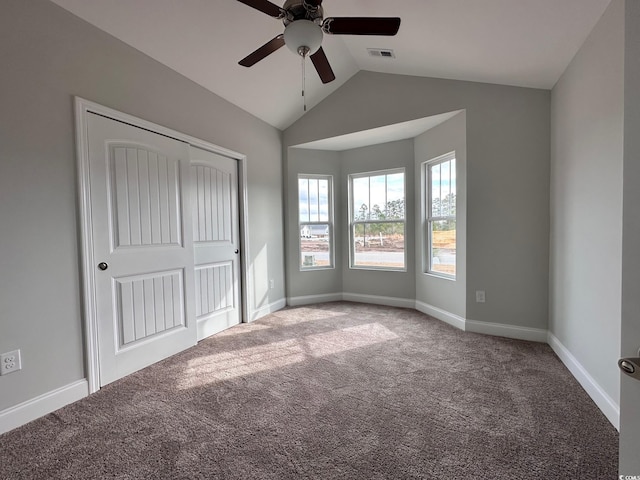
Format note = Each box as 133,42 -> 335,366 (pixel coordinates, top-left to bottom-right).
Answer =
50,0 -> 612,130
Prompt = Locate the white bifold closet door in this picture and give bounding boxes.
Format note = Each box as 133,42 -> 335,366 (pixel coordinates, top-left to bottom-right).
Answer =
87,112 -> 197,386
190,147 -> 241,340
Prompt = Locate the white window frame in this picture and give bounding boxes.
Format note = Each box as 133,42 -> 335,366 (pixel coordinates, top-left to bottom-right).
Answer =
298,174 -> 334,271
425,152 -> 456,279
348,168 -> 406,271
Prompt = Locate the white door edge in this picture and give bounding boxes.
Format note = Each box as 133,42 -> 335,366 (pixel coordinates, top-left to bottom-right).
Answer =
74,97 -> 251,394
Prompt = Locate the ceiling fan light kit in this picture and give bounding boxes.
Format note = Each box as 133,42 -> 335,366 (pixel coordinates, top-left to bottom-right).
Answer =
283,19 -> 323,56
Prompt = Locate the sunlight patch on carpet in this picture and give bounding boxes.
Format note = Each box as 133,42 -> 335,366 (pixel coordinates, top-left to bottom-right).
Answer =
215,322 -> 273,337
177,323 -> 398,389
270,307 -> 348,325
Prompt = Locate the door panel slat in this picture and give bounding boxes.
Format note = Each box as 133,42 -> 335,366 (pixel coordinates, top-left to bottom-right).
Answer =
195,263 -> 234,320
110,146 -> 182,248
115,270 -> 185,347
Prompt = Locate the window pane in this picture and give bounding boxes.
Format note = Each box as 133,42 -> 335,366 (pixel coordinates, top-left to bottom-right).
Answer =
308,179 -> 319,222
450,159 -> 457,196
369,176 -> 386,219
431,164 -> 441,217
386,173 -> 404,220
449,160 -> 457,217
353,177 -> 369,220
430,219 -> 456,276
298,178 -> 309,223
386,173 -> 404,201
318,179 -> 329,222
300,224 -> 331,268
441,161 -> 451,215
353,222 -> 405,269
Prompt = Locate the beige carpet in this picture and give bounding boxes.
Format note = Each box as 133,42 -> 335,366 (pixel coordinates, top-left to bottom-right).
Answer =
1,302 -> 618,479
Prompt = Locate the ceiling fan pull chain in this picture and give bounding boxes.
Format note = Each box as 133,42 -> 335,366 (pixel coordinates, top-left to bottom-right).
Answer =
302,54 -> 307,112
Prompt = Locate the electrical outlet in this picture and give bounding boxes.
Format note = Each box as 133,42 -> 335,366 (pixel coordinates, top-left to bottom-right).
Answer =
269,279 -> 275,289
475,290 -> 486,303
1,349 -> 22,376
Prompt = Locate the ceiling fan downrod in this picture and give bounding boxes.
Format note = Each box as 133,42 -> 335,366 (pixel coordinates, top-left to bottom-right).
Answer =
300,46 -> 309,111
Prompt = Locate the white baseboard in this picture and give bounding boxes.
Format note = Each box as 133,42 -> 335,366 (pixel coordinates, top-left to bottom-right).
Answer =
343,293 -> 415,309
0,380 -> 89,435
466,319 -> 548,343
249,298 -> 286,321
288,292 -> 414,309
287,293 -> 343,307
415,300 -> 466,331
547,332 -> 619,430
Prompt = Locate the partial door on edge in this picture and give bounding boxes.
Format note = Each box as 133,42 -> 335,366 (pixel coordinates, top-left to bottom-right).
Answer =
190,146 -> 241,340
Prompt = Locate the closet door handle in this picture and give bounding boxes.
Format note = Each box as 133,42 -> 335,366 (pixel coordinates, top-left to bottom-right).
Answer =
619,357 -> 640,380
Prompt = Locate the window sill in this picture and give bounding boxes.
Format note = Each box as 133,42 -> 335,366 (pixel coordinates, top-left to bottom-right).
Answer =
350,266 -> 407,273
424,272 -> 456,281
300,266 -> 335,272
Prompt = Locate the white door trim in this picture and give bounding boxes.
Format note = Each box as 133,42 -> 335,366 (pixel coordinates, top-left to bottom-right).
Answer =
75,97 -> 251,393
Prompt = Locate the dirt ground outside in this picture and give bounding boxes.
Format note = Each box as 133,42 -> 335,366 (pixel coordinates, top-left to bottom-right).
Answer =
431,230 -> 456,275
432,230 -> 456,250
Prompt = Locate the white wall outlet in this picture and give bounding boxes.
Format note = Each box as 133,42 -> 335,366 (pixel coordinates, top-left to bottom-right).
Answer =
1,349 -> 22,376
475,290 -> 486,303
269,279 -> 275,289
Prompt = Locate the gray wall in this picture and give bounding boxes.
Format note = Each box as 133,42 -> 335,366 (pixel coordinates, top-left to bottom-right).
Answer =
284,72 -> 550,329
414,112 -> 467,318
285,148 -> 342,300
286,140 -> 415,302
340,140 -> 416,300
549,0 -> 624,408
0,0 -> 284,411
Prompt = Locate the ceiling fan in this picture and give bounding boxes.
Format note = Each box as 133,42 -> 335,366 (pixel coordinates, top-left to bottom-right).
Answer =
237,0 -> 401,84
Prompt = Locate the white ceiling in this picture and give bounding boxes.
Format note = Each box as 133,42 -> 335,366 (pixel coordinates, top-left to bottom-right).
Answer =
50,0 -> 612,130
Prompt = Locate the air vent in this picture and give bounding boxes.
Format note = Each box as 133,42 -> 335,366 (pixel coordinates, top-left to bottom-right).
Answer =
367,48 -> 395,59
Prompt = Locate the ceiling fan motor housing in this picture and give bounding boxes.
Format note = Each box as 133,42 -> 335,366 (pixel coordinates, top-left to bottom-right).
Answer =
282,0 -> 324,25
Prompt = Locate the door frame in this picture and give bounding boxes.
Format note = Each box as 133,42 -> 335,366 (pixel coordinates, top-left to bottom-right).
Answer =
75,97 -> 251,394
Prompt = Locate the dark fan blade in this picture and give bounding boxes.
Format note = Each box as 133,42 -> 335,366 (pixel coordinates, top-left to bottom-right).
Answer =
310,47 -> 335,84
237,0 -> 283,18
304,0 -> 322,7
323,17 -> 401,36
239,35 -> 285,67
